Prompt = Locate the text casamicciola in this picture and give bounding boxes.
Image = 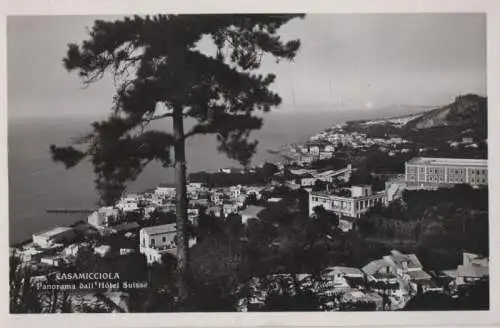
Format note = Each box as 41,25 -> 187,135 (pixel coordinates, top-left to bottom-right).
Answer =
55,272 -> 120,280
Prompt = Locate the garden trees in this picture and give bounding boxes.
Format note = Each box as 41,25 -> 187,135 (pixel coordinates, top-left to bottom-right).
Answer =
49,14 -> 303,301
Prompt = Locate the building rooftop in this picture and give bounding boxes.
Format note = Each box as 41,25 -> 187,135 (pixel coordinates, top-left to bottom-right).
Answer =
407,157 -> 487,167
406,270 -> 432,281
362,259 -> 394,276
385,250 -> 423,270
239,205 -> 266,218
324,266 -> 364,277
457,264 -> 489,278
33,226 -> 73,239
141,223 -> 176,236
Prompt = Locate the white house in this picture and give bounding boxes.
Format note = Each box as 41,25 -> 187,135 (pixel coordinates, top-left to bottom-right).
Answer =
154,186 -> 176,198
324,145 -> 335,153
230,185 -> 243,200
40,256 -> 63,267
223,202 -> 239,215
140,224 -> 177,265
188,182 -> 204,190
117,202 -> 139,213
32,227 -> 76,248
309,145 -> 321,156
309,185 -> 385,218
87,207 -> 119,228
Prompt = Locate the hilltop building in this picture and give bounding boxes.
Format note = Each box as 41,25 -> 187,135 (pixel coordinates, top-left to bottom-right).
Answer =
404,157 -> 487,188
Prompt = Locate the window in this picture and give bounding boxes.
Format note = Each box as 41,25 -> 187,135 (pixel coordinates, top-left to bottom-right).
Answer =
162,236 -> 166,242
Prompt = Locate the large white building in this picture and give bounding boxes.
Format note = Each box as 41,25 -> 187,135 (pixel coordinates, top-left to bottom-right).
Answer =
32,227 -> 76,248
308,185 -> 385,218
404,157 -> 488,188
87,206 -> 119,228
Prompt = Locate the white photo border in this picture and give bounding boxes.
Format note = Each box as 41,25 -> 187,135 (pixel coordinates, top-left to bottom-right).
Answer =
1,0 -> 499,327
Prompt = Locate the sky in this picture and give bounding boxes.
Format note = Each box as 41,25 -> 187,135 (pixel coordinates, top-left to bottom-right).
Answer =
7,13 -> 486,119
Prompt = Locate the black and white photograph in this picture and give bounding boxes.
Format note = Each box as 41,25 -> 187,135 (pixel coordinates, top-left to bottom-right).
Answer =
6,6 -> 494,319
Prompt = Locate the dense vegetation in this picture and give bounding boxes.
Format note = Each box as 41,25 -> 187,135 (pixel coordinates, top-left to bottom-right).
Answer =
356,185 -> 489,270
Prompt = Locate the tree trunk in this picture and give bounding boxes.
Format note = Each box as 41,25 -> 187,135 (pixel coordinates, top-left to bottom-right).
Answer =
173,108 -> 190,302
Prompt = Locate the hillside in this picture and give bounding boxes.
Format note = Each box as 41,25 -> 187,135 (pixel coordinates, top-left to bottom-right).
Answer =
406,94 -> 487,132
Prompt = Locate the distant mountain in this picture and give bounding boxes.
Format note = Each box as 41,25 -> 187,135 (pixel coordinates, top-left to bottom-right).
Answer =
406,94 -> 487,131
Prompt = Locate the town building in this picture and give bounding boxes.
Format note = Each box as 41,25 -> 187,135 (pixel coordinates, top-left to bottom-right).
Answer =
309,145 -> 321,156
222,202 -> 239,216
319,151 -> 334,160
324,266 -> 364,278
362,259 -> 399,285
444,252 -> 489,288
32,227 -> 76,248
40,255 -> 63,267
188,182 -> 204,190
324,145 -> 335,152
404,157 -> 488,188
139,223 -> 177,265
63,242 -> 91,257
154,185 -> 176,198
313,164 -> 353,183
297,173 -> 317,187
205,206 -> 222,217
298,155 -> 315,166
87,206 -> 119,228
308,185 -> 385,218
383,250 -> 432,292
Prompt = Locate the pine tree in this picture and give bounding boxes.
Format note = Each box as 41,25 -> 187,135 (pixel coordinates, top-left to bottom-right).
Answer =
50,14 -> 303,301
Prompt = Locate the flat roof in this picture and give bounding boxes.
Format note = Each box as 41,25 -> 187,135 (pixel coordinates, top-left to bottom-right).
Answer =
33,226 -> 73,239
407,157 -> 487,167
141,223 -> 176,236
239,205 -> 266,217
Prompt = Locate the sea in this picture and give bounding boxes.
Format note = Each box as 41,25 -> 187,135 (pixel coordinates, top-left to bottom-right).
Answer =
8,107 -> 424,244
